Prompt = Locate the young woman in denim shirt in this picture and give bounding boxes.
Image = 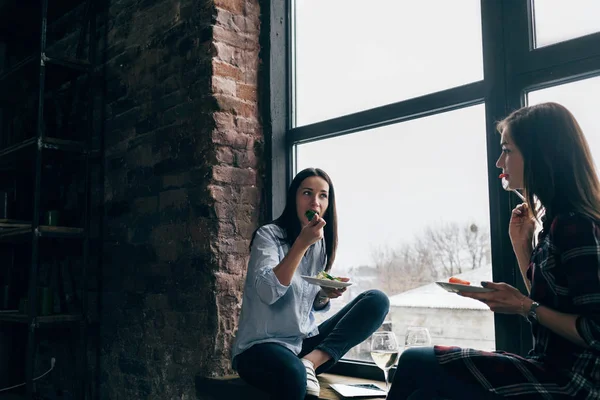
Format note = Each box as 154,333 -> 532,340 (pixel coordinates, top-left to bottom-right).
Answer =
232,167 -> 389,399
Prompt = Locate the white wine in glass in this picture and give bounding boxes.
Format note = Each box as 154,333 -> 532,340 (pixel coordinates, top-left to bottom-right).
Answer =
370,332 -> 399,392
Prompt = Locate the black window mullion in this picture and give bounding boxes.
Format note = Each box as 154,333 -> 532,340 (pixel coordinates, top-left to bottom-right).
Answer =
502,0 -> 532,77
521,33 -> 600,74
288,81 -> 485,145
514,54 -> 600,93
264,0 -> 292,220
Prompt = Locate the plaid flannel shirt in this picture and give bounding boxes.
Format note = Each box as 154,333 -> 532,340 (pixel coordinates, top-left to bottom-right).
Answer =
435,212 -> 600,399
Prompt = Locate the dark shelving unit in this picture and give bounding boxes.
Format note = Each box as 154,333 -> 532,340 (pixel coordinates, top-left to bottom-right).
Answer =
0,0 -> 97,398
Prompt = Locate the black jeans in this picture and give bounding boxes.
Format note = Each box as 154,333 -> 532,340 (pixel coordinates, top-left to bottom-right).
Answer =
387,347 -> 498,400
236,289 -> 389,400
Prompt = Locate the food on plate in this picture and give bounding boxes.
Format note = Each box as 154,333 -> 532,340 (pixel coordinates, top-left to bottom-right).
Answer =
317,271 -> 342,282
449,277 -> 471,285
305,210 -> 318,221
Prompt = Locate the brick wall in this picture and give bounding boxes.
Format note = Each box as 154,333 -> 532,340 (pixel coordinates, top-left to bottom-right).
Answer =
101,0 -> 262,398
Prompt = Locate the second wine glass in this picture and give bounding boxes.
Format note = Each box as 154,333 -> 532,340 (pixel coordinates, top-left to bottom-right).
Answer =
404,326 -> 432,348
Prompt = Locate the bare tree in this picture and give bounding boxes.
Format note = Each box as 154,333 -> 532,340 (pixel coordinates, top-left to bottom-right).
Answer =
368,243 -> 436,295
367,221 -> 490,295
463,223 -> 491,271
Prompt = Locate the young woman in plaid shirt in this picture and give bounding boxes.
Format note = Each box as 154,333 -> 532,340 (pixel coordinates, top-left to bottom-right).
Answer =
387,103 -> 600,399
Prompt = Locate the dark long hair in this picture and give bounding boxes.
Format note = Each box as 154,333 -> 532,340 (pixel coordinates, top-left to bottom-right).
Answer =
497,102 -> 600,222
252,168 -> 338,271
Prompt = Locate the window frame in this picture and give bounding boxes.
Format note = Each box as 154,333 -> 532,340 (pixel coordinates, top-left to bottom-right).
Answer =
264,0 -> 600,379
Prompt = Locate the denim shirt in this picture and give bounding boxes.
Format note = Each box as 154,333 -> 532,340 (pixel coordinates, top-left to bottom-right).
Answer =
231,223 -> 330,368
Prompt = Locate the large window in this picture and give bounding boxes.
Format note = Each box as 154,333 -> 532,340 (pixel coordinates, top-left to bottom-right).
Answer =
531,0 -> 600,48
296,105 -> 495,362
294,0 -> 483,126
528,77 -> 600,169
268,0 -> 600,378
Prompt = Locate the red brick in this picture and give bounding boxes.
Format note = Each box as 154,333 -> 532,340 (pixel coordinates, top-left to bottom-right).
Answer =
214,111 -> 235,130
214,198 -> 236,217
214,202 -> 255,221
241,185 -> 260,204
219,238 -> 251,254
217,254 -> 248,275
232,149 -> 258,168
234,116 -> 261,137
188,218 -> 218,247
213,60 -> 243,81
162,172 -> 191,190
215,8 -> 233,27
244,0 -> 260,17
133,196 -> 158,215
208,185 -> 232,204
215,271 -> 245,293
235,219 -> 257,238
212,165 -> 256,185
214,0 -> 244,14
212,76 -> 237,96
237,83 -> 256,102
243,64 -> 259,83
214,94 -> 257,118
213,42 -> 238,66
215,146 -> 234,164
159,189 -> 189,210
213,25 -> 259,51
232,14 -> 259,35
216,220 -> 236,237
151,223 -> 189,244
212,129 -> 254,149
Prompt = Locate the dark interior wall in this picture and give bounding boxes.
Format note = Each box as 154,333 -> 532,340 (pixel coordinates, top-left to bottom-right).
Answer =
100,0 -> 262,398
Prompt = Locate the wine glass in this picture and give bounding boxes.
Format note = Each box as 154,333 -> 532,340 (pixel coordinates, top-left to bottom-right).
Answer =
404,326 -> 432,348
370,331 -> 399,393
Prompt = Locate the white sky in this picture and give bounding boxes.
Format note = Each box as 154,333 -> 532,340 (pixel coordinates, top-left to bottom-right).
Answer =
293,0 -> 600,271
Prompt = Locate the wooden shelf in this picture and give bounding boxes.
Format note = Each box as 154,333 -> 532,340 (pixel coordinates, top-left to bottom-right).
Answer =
38,225 -> 84,238
0,53 -> 91,97
0,136 -> 86,161
0,223 -> 84,241
0,311 -> 82,324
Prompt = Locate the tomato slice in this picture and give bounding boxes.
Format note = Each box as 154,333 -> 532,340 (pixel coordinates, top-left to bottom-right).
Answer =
449,277 -> 471,285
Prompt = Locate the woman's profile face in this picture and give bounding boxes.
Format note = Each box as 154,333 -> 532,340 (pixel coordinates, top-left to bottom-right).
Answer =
496,129 -> 525,190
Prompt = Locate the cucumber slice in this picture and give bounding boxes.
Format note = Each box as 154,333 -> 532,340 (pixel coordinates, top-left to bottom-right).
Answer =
305,210 -> 318,221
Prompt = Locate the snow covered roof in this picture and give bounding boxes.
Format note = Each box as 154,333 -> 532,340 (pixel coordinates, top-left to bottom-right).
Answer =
388,266 -> 493,310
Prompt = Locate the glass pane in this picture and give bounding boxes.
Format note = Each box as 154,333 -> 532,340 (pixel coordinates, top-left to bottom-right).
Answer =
528,76 -> 600,171
532,0 -> 600,48
294,0 -> 483,126
296,104 -> 495,363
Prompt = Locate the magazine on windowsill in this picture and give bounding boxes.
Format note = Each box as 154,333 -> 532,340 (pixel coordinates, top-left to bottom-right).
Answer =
329,383 -> 387,398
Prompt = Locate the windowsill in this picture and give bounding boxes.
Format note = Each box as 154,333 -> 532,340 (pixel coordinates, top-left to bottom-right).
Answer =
327,358 -> 394,382
197,371 -> 386,399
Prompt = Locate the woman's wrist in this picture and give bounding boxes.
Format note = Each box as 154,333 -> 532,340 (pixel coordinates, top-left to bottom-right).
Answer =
519,296 -> 534,317
314,293 -> 329,309
291,238 -> 311,254
512,241 -> 533,256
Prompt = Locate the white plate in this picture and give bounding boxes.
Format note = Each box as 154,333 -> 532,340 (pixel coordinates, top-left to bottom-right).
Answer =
301,275 -> 353,289
435,281 -> 494,293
